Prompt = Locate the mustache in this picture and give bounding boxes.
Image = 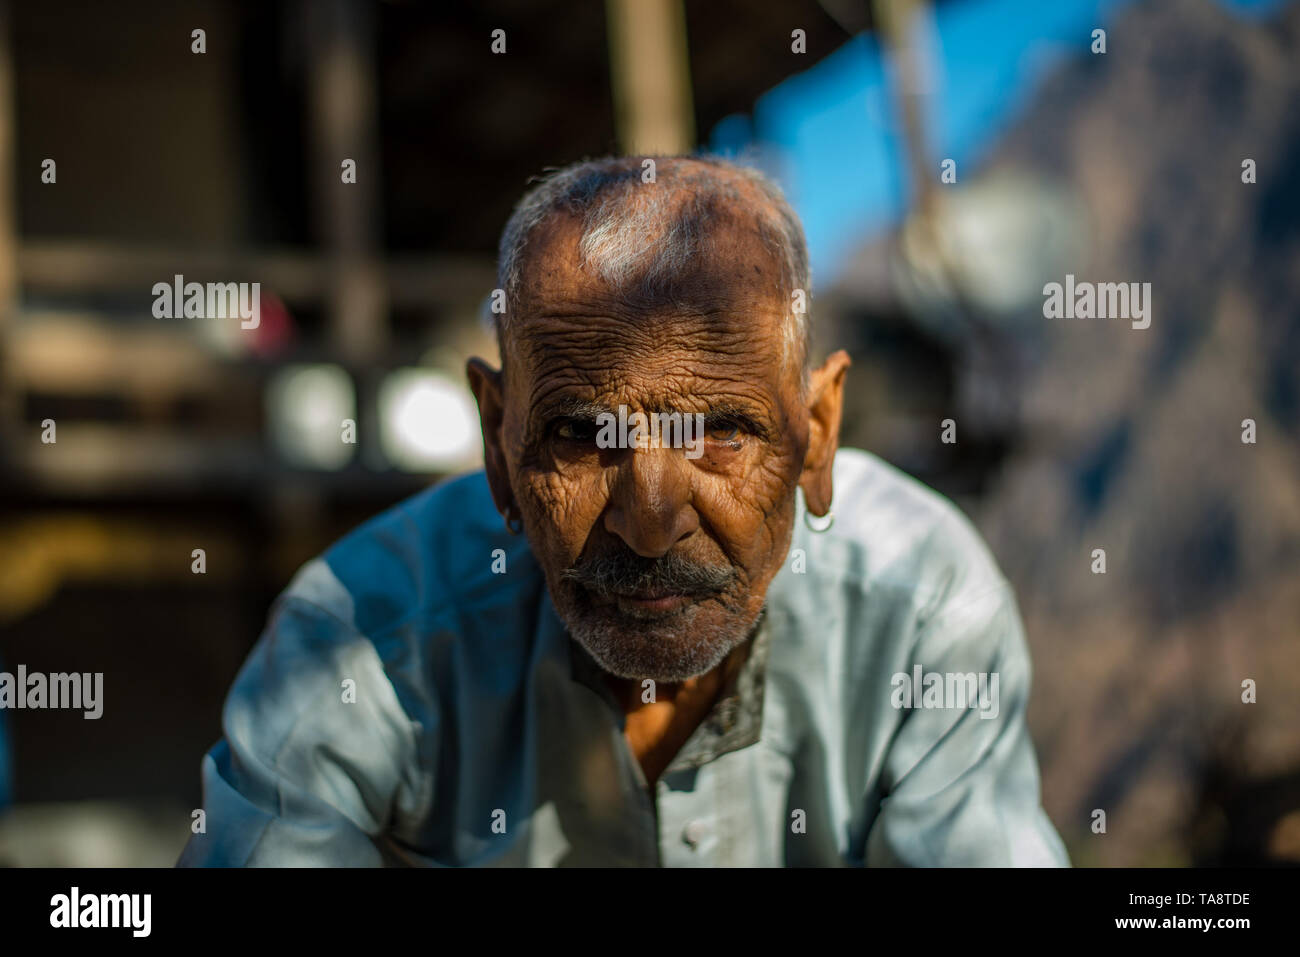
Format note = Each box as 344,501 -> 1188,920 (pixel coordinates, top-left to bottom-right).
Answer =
562,547 -> 736,598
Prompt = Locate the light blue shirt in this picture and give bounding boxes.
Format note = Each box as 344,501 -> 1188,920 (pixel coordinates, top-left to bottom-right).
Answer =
179,447 -> 1068,867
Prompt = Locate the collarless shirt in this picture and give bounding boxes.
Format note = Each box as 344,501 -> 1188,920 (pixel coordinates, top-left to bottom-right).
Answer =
179,447 -> 1069,867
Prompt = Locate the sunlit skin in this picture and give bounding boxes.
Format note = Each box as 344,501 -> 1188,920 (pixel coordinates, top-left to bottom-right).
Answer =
468,163 -> 850,784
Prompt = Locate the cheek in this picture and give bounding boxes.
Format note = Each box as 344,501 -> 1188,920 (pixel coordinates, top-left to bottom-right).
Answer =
754,493 -> 797,585
696,450 -> 800,578
516,465 -> 611,562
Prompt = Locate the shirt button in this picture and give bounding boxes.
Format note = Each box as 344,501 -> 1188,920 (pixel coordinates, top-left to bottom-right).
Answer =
682,820 -> 709,849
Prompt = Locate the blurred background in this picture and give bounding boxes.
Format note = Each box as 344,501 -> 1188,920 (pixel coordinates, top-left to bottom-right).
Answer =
0,0 -> 1296,866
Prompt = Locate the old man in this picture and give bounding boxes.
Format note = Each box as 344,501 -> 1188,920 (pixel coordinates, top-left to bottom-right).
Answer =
179,156 -> 1067,867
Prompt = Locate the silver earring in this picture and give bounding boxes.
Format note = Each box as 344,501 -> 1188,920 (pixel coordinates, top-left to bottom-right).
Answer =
804,509 -> 833,533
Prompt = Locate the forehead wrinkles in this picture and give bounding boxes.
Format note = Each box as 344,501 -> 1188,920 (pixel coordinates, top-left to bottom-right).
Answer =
520,365 -> 783,428
517,322 -> 782,407
523,312 -> 766,366
525,296 -> 787,357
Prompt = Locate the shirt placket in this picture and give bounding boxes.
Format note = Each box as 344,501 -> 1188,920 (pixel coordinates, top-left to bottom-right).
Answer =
567,611 -> 771,867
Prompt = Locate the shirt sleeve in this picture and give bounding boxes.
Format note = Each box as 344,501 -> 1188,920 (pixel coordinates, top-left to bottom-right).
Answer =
177,594 -> 423,867
865,578 -> 1069,867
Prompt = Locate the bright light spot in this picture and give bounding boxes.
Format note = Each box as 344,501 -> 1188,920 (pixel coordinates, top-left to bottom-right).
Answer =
265,364 -> 356,470
379,368 -> 480,472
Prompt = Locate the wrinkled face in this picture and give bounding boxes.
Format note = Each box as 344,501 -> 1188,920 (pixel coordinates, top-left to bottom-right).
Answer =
470,205 -> 846,683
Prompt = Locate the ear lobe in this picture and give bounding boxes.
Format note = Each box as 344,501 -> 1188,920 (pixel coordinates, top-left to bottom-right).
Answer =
798,350 -> 851,517
802,462 -> 834,517
466,357 -> 516,520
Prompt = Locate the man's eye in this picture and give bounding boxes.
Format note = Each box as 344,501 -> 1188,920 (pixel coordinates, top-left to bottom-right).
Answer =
554,419 -> 598,442
707,422 -> 740,442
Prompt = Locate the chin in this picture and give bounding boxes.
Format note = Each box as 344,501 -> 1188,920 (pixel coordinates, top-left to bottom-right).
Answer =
565,593 -> 757,683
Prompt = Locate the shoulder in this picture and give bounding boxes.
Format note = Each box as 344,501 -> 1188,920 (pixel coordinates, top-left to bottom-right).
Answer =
819,447 -> 1008,608
770,448 -> 1014,657
283,469 -> 543,642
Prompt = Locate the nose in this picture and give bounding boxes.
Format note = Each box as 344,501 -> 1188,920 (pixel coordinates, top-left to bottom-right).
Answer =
603,446 -> 699,558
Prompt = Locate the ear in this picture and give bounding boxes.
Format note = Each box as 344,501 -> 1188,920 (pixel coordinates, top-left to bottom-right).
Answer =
798,350 -> 851,517
466,357 -> 516,520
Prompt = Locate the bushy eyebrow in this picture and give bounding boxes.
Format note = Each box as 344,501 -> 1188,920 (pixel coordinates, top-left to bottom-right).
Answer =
538,397 -> 611,421
534,396 -> 774,441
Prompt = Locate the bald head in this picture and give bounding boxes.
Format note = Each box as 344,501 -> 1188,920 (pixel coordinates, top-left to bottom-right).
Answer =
495,155 -> 811,380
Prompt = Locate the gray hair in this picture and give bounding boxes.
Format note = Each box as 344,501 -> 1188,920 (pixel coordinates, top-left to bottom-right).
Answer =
494,155 -> 811,377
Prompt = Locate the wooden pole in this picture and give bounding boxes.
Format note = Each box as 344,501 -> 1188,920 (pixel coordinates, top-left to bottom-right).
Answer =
304,0 -> 387,362
605,0 -> 695,156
